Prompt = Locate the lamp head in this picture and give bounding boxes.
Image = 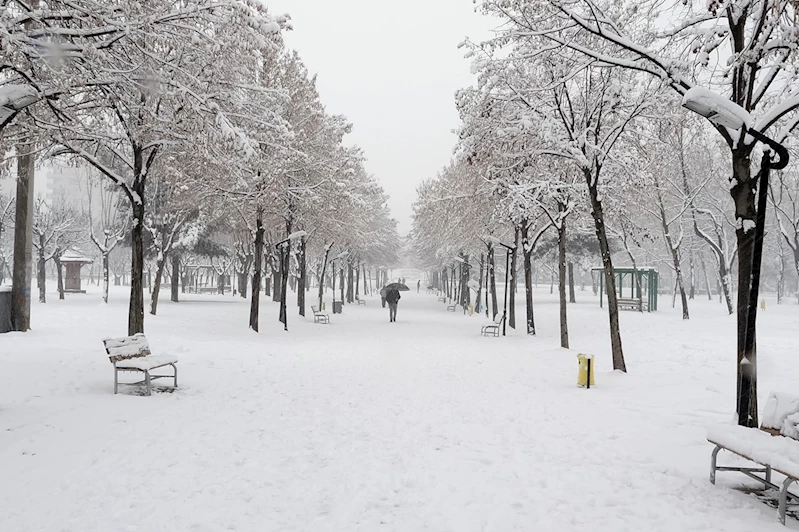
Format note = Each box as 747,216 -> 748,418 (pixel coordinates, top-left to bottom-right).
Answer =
681,87 -> 750,130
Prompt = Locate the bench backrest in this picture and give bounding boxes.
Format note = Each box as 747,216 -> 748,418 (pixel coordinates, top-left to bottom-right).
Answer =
104,333 -> 151,363
761,392 -> 799,440
311,305 -> 319,313
495,313 -> 505,325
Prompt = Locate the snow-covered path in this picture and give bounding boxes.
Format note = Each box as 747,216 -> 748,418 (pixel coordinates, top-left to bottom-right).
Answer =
1,284 -> 797,531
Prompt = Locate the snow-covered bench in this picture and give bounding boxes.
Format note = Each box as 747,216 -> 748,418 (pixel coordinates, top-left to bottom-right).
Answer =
617,298 -> 647,311
311,305 -> 329,324
357,298 -> 366,306
480,314 -> 505,337
707,392 -> 799,525
446,303 -> 456,312
437,296 -> 447,302
104,333 -> 178,396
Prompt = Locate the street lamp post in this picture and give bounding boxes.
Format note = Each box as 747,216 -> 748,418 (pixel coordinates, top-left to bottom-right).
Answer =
329,251 -> 349,315
487,236 -> 516,336
682,88 -> 790,426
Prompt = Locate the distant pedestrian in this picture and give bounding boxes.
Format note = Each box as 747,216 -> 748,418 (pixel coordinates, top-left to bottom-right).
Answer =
380,287 -> 387,308
417,280 -> 421,293
402,277 -> 406,284
386,287 -> 401,322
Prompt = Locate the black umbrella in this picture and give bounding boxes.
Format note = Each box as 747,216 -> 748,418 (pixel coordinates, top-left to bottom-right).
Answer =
383,282 -> 410,292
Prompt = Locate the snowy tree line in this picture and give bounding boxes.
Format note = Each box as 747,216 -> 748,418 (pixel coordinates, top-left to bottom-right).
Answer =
0,0 -> 400,333
411,0 -> 799,423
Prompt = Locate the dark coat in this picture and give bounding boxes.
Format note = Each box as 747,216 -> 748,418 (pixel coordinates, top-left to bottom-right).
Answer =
386,288 -> 401,304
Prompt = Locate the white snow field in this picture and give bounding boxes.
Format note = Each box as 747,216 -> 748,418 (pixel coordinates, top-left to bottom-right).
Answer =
1,281 -> 798,531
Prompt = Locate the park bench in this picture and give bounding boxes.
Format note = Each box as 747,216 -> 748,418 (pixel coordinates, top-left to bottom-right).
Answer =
707,392 -> 799,525
446,304 -> 457,312
104,333 -> 178,396
480,314 -> 505,337
617,298 -> 648,311
357,298 -> 366,306
437,296 -> 447,302
194,286 -> 219,294
311,305 -> 329,324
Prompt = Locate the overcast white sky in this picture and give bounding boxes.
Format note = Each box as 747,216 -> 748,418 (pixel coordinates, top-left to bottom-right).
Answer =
269,1 -> 493,235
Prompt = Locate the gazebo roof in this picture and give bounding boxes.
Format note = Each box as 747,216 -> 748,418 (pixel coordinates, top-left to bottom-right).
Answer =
60,249 -> 93,264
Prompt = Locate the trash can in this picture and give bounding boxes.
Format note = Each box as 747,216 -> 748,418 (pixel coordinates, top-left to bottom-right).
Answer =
332,301 -> 343,314
577,354 -> 595,388
0,286 -> 12,333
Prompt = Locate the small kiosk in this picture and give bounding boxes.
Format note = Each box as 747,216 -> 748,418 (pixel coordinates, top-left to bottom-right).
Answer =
60,249 -> 93,293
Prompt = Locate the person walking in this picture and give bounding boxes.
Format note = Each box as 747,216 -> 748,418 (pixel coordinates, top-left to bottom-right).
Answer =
386,287 -> 401,322
417,279 -> 421,293
380,287 -> 387,308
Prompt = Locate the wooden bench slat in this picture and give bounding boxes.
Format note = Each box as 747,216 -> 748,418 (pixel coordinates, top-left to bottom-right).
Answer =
104,334 -> 177,395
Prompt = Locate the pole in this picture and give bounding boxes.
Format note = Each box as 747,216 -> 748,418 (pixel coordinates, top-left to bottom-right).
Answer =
503,250 -> 510,336
738,151 -> 770,426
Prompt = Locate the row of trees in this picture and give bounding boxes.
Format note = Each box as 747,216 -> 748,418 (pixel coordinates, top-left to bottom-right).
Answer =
411,0 -> 799,426
0,1 -> 400,334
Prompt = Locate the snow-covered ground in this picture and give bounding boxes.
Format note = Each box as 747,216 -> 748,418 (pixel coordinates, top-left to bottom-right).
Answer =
1,279 -> 798,531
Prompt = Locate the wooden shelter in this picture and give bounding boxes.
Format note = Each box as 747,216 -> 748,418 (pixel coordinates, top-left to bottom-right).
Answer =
60,249 -> 93,293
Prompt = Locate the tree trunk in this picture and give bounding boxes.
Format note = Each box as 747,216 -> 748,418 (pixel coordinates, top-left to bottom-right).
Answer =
656,182 -> 689,319
11,146 -> 34,331
346,262 -> 354,303
476,253 -> 484,314
249,211 -> 264,332
689,250 -> 696,300
318,245 -> 331,310
171,254 -> 179,303
521,223 -> 536,335
568,262 -> 576,303
102,253 -> 110,303
37,247 -> 46,304
55,255 -> 64,300
523,248 -> 535,335
279,245 -> 289,330
126,162 -> 147,335
509,228 -> 519,328
150,254 -> 167,316
238,272 -> 248,299
586,170 -> 626,372
339,267 -> 345,306
298,237 -> 306,316
355,261 -> 360,300
699,253 -> 713,301
488,244 -> 498,319
271,264 -> 279,302
558,220 -> 569,349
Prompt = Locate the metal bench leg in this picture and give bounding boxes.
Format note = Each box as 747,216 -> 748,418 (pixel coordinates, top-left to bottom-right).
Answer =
710,445 -> 722,484
766,466 -> 772,484
172,364 -> 178,388
145,371 -> 152,396
114,366 -> 118,394
780,477 -> 796,525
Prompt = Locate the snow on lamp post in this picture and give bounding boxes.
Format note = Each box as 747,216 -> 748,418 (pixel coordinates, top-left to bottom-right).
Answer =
682,88 -> 790,427
487,235 -> 516,336
274,231 -> 307,332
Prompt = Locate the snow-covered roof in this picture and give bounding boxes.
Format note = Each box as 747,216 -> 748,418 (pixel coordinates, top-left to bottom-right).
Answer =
59,249 -> 93,264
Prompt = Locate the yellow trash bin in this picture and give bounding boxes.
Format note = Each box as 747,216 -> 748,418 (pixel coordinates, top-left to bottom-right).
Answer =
577,354 -> 595,388
468,304 -> 474,316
